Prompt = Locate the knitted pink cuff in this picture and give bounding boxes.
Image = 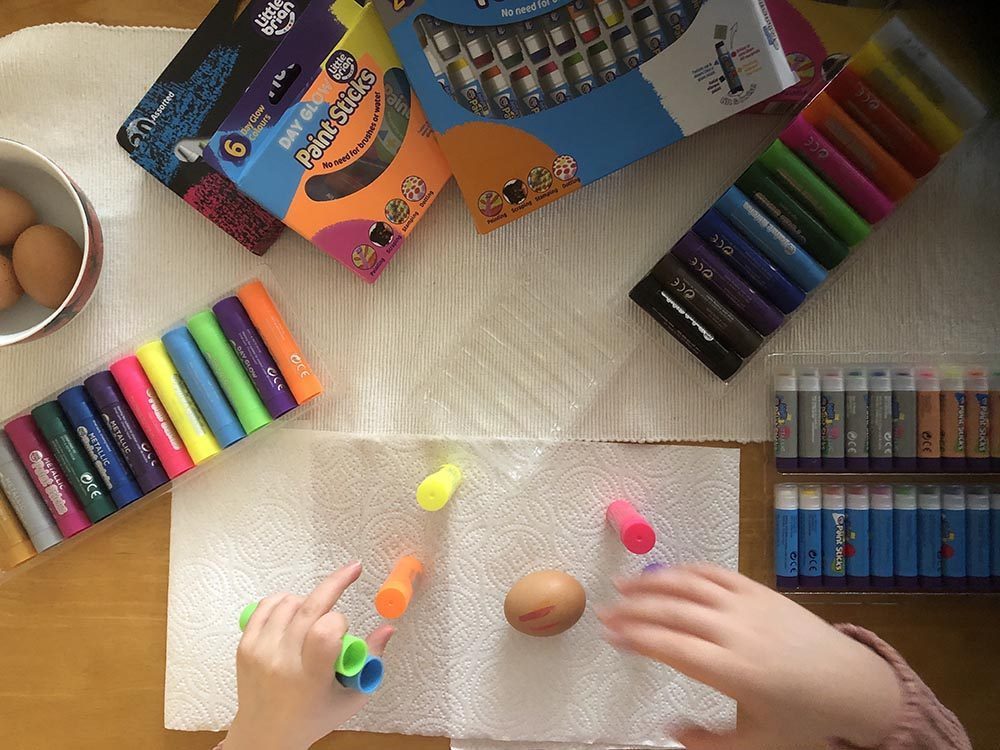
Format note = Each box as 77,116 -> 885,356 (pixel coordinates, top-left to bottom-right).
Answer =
830,624 -> 970,750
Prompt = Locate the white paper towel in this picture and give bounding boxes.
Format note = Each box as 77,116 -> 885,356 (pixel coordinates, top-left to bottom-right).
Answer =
165,429 -> 740,743
2,25 -> 997,443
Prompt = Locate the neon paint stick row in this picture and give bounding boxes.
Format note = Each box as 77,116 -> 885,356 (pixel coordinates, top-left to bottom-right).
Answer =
418,0 -> 701,120
775,483 -> 999,593
774,364 -> 999,475
633,18 -> 985,381
0,279 -> 322,572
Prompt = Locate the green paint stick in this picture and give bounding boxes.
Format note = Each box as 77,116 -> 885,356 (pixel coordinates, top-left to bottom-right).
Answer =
237,601 -> 368,679
188,311 -> 272,435
31,402 -> 116,523
757,140 -> 871,248
336,634 -> 368,678
736,162 -> 850,270
239,602 -> 259,631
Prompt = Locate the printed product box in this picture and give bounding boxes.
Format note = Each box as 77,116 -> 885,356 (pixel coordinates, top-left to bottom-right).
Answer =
204,0 -> 452,283
374,0 -> 798,234
119,0 -> 322,254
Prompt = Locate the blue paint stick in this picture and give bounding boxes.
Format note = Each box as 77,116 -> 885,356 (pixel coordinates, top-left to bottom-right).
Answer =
916,485 -> 942,589
713,186 -> 827,293
692,208 -> 806,314
163,327 -> 246,449
845,485 -> 870,589
774,484 -> 799,589
869,485 -> 894,588
83,372 -> 169,495
798,484 -> 822,588
966,487 -> 991,590
821,485 -> 846,588
941,486 -> 967,589
57,386 -> 145,510
993,489 -> 1000,588
893,485 -> 918,590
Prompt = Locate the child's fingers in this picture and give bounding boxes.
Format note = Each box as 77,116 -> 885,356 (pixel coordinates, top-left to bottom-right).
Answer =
679,563 -> 748,593
603,620 -> 744,696
674,726 -> 755,750
241,592 -> 295,644
364,624 -> 395,658
259,594 -> 305,645
301,610 -> 349,676
614,568 -> 731,607
289,562 -> 363,640
597,595 -> 727,644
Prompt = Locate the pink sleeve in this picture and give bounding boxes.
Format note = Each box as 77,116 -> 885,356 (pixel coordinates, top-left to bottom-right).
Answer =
830,624 -> 971,750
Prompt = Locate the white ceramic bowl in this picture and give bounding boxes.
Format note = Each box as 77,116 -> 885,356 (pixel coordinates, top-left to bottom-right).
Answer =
0,138 -> 103,346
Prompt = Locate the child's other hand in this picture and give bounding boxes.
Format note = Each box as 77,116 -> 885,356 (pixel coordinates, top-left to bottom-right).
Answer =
224,562 -> 393,750
598,564 -> 902,750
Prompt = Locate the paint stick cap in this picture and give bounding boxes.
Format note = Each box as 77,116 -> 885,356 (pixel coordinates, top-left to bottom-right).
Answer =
915,368 -> 940,390
870,485 -> 893,510
917,485 -> 941,508
844,368 -> 867,391
774,484 -> 798,510
846,485 -> 869,509
821,485 -> 845,509
798,485 -> 821,510
821,369 -> 843,390
774,372 -> 796,391
797,369 -> 820,391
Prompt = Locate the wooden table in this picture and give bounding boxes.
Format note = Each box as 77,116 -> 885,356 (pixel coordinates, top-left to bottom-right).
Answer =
2,3 -> 998,749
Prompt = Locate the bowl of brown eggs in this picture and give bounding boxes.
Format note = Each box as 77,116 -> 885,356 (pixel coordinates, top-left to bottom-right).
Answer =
0,138 -> 103,346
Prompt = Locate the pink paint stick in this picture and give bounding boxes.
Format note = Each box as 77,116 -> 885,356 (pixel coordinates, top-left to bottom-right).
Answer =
109,356 -> 195,479
4,416 -> 92,537
779,115 -> 895,225
606,499 -> 656,554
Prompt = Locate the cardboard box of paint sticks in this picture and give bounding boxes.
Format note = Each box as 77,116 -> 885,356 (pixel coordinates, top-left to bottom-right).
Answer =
204,0 -> 452,283
630,17 -> 987,382
0,272 -> 327,575
767,352 -> 1000,597
373,0 -> 798,234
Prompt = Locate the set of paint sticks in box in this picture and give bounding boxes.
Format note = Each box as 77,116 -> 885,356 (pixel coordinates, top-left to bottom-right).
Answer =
418,0 -> 705,120
0,281 -> 320,572
633,18 -> 987,380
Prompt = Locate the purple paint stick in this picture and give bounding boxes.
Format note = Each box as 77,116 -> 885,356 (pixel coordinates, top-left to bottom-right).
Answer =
212,297 -> 298,419
668,232 -> 784,336
84,372 -> 169,495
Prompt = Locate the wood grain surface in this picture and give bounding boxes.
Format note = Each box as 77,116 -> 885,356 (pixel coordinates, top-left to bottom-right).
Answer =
1,3 -> 998,749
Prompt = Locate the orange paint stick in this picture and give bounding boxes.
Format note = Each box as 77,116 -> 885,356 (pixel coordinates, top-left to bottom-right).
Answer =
236,280 -> 323,405
375,556 -> 423,619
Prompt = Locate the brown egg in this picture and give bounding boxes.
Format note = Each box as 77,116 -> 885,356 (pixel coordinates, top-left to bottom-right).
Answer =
0,254 -> 24,311
504,570 -> 586,637
12,224 -> 83,309
0,187 -> 38,246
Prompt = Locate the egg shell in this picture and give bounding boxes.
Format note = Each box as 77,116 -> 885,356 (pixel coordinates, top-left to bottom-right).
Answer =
0,187 -> 38,246
12,224 -> 83,309
0,254 -> 24,310
504,569 -> 586,637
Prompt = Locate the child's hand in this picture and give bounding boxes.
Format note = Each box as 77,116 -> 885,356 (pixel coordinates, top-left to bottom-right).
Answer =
598,564 -> 903,750
223,562 -> 394,750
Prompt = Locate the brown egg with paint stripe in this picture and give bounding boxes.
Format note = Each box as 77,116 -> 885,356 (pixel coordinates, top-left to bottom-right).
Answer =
504,570 -> 586,637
